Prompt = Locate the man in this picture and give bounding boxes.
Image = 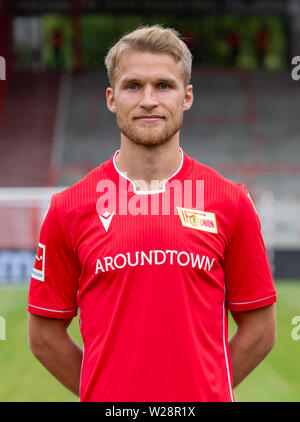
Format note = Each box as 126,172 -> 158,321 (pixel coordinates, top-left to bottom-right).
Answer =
28,25 -> 276,402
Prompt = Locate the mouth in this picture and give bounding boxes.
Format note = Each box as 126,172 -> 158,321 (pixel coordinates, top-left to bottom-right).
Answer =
134,115 -> 165,122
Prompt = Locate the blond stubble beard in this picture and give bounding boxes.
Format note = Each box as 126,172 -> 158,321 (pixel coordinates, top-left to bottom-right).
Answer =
116,113 -> 184,146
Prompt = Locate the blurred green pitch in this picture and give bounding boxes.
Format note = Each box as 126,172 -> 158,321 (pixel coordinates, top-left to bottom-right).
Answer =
0,281 -> 299,402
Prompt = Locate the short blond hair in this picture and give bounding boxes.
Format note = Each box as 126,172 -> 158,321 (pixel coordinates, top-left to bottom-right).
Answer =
104,24 -> 193,87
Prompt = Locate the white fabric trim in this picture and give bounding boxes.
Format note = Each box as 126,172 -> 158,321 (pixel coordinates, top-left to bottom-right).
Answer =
112,148 -> 183,195
29,304 -> 76,314
229,294 -> 276,306
222,296 -> 234,402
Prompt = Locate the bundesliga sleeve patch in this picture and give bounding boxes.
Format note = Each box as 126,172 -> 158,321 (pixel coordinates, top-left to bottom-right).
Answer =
177,207 -> 218,234
31,243 -> 46,281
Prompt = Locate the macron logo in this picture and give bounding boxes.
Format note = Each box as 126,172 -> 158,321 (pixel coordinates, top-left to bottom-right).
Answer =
99,211 -> 115,232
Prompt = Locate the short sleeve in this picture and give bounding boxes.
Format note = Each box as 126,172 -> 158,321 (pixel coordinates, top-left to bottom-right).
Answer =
224,185 -> 277,312
28,194 -> 80,319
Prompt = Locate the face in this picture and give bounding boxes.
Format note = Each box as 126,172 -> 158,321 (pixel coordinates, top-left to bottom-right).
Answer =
106,50 -> 193,146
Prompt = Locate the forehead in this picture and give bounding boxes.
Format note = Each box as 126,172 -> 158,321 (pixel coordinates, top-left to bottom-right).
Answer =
114,50 -> 184,85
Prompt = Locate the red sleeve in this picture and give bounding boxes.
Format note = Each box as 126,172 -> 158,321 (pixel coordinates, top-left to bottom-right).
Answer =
28,194 -> 80,319
224,185 -> 277,312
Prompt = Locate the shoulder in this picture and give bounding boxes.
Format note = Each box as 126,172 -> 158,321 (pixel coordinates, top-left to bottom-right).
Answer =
51,160 -> 109,213
188,156 -> 258,241
190,156 -> 248,201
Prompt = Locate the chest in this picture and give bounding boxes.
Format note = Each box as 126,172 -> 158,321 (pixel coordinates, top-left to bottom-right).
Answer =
74,204 -> 227,274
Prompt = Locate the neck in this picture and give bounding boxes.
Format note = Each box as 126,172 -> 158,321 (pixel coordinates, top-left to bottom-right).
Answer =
114,136 -> 182,191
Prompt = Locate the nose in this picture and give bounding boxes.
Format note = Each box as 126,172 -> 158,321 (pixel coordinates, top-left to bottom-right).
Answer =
139,85 -> 159,109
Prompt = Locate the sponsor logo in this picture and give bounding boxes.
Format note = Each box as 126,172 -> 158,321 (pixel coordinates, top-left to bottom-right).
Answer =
177,207 -> 218,234
99,211 -> 115,232
95,250 -> 216,274
31,243 -> 46,281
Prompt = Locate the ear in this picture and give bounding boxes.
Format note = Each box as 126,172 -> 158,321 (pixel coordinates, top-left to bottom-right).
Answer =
183,84 -> 193,111
106,87 -> 116,113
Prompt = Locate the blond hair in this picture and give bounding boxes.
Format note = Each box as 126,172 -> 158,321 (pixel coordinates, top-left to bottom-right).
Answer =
104,24 -> 193,87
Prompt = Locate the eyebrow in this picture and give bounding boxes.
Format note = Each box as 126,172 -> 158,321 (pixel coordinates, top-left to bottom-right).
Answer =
120,77 -> 177,86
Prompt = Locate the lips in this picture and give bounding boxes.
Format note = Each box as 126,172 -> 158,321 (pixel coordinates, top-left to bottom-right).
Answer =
134,115 -> 165,121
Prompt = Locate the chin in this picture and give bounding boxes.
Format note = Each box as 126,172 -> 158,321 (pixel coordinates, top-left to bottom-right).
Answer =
119,124 -> 181,147
130,136 -> 170,146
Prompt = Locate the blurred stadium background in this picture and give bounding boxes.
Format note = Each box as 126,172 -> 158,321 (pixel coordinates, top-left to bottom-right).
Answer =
0,0 -> 300,402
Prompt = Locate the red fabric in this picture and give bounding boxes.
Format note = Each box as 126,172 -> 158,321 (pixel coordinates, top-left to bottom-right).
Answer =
28,149 -> 276,402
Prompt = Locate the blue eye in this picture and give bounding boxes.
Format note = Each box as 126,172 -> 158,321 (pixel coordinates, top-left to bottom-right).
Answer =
128,84 -> 138,90
158,83 -> 169,89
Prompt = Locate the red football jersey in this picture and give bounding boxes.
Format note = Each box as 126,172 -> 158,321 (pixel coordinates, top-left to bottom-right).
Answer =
28,149 -> 276,402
